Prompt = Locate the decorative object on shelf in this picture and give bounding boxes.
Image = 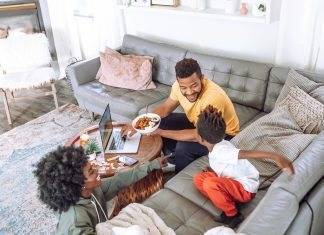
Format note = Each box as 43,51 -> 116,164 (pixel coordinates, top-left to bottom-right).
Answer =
131,0 -> 151,7
252,3 -> 267,16
151,0 -> 179,6
84,138 -> 101,159
224,0 -> 238,14
80,132 -> 89,146
240,2 -> 249,15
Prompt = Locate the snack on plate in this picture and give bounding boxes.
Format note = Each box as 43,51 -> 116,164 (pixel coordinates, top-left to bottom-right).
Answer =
134,116 -> 160,130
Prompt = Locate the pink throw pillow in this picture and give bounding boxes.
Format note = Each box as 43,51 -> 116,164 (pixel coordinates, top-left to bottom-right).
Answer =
96,48 -> 156,91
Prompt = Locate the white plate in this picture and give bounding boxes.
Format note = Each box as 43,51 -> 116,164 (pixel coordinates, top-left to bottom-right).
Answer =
132,113 -> 161,134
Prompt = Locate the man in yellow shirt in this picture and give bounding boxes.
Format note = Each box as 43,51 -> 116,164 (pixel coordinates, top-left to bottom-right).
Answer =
122,58 -> 239,172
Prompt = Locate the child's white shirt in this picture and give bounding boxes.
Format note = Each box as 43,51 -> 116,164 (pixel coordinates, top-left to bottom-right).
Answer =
209,140 -> 260,193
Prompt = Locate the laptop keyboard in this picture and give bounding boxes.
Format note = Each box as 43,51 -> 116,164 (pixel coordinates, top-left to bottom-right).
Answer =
109,131 -> 126,150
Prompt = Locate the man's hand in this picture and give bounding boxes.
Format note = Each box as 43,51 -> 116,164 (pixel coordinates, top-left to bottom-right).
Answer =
274,154 -> 295,175
156,155 -> 169,168
120,122 -> 137,138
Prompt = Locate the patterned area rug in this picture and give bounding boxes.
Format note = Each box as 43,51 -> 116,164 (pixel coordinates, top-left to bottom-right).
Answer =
0,104 -> 97,234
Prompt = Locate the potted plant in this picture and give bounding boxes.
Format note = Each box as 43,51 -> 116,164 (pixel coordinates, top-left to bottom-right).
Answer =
252,3 -> 266,16
84,138 -> 101,160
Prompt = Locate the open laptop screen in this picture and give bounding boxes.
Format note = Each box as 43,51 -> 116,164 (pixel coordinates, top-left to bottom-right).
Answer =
99,104 -> 113,152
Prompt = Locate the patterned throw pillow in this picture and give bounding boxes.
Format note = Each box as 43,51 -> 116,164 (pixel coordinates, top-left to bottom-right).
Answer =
275,69 -> 324,106
231,106 -> 316,188
278,87 -> 324,134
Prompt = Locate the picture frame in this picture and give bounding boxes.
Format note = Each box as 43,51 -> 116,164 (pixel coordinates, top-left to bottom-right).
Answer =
131,0 -> 151,7
151,0 -> 179,6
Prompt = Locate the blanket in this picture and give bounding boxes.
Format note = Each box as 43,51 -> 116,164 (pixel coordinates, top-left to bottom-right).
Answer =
96,203 -> 175,235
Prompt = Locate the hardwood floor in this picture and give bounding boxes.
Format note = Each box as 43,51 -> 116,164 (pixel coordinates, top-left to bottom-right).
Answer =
0,78 -> 77,135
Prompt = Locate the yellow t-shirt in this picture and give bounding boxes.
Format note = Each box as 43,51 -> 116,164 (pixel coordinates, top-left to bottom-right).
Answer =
170,77 -> 240,136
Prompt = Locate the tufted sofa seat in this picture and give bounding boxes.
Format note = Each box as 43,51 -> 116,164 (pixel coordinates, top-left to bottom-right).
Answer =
67,34 -> 324,235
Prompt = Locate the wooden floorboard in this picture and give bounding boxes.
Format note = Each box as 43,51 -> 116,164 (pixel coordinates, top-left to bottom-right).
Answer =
0,78 -> 77,135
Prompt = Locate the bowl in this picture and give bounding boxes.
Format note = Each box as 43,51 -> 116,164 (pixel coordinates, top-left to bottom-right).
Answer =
132,113 -> 161,134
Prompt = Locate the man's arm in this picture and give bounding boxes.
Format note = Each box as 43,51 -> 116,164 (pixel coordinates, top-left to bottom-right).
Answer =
153,97 -> 179,118
238,150 -> 295,175
150,128 -> 197,142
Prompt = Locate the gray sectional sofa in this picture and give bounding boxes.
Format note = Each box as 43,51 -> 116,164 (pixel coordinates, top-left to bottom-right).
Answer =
67,34 -> 324,235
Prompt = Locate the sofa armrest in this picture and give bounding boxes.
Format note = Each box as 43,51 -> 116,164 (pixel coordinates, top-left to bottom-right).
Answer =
237,188 -> 299,235
66,56 -> 100,91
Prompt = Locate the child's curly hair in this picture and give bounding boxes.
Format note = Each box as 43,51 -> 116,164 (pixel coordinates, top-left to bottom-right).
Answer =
33,146 -> 88,212
197,105 -> 226,144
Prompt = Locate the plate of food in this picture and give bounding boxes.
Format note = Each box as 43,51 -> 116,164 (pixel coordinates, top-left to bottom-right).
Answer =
132,113 -> 161,134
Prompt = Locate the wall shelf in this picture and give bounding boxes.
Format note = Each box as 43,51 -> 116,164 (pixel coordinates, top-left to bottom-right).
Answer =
118,0 -> 282,24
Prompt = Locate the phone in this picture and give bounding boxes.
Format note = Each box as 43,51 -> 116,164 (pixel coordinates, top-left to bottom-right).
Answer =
118,155 -> 138,166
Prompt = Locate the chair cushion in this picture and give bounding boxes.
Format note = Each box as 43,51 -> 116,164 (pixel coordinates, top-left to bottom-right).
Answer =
97,48 -> 156,90
278,87 -> 324,134
0,33 -> 52,73
76,81 -> 171,120
231,106 -> 316,188
143,188 -> 222,235
0,67 -> 55,91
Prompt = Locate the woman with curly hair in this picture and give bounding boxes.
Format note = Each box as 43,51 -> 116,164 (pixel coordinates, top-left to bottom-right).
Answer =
34,146 -> 167,234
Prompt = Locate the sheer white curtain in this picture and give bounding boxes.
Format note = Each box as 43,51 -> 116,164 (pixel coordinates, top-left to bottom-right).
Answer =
275,0 -> 324,72
44,0 -> 125,77
93,0 -> 125,52
44,0 -> 82,78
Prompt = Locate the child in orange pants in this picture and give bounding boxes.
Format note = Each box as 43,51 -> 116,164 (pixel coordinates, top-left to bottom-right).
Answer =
193,105 -> 295,228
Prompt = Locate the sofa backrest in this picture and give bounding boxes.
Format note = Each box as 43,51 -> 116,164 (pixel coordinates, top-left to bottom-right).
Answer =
186,51 -> 272,110
121,34 -> 186,86
264,67 -> 324,112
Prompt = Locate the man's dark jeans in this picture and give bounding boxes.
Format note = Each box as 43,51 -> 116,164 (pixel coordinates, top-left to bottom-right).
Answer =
159,113 -> 208,172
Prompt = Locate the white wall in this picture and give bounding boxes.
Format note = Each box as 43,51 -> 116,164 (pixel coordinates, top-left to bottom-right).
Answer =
123,9 -> 279,64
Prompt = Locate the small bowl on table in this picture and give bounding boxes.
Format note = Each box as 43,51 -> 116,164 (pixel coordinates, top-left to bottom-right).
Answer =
132,113 -> 161,134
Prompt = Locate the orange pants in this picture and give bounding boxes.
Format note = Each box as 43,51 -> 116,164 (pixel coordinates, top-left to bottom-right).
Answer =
194,171 -> 255,216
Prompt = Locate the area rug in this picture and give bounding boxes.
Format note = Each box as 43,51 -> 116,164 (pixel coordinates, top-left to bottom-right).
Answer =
0,104 -> 97,234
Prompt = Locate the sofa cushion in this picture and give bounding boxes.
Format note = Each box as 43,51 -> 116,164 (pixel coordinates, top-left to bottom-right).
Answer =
233,103 -> 262,129
138,98 -> 184,114
278,87 -> 324,134
75,81 -> 171,120
164,156 -> 267,222
186,51 -> 271,110
275,69 -> 324,106
143,188 -> 222,235
121,34 -> 187,86
231,106 -> 316,188
264,67 -> 324,112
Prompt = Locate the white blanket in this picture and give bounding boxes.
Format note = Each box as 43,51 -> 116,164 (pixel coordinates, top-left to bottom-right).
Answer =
96,203 -> 175,235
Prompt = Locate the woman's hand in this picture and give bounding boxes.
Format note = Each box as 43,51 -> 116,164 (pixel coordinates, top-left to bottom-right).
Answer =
274,154 -> 295,175
156,155 -> 169,168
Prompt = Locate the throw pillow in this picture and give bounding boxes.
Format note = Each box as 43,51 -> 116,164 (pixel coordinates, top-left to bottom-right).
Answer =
231,106 -> 316,188
278,87 -> 324,134
98,49 -> 156,90
95,47 -> 154,80
275,69 -> 324,106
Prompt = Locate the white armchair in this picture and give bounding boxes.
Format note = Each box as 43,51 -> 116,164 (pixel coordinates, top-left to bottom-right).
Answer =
0,33 -> 59,125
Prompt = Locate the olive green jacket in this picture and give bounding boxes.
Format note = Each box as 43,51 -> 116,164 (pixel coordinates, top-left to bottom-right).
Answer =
55,160 -> 160,235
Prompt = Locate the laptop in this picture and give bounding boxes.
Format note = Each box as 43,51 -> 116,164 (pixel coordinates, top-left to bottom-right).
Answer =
99,104 -> 141,154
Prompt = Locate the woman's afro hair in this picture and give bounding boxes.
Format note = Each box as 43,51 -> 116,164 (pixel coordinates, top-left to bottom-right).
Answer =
33,146 -> 88,212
